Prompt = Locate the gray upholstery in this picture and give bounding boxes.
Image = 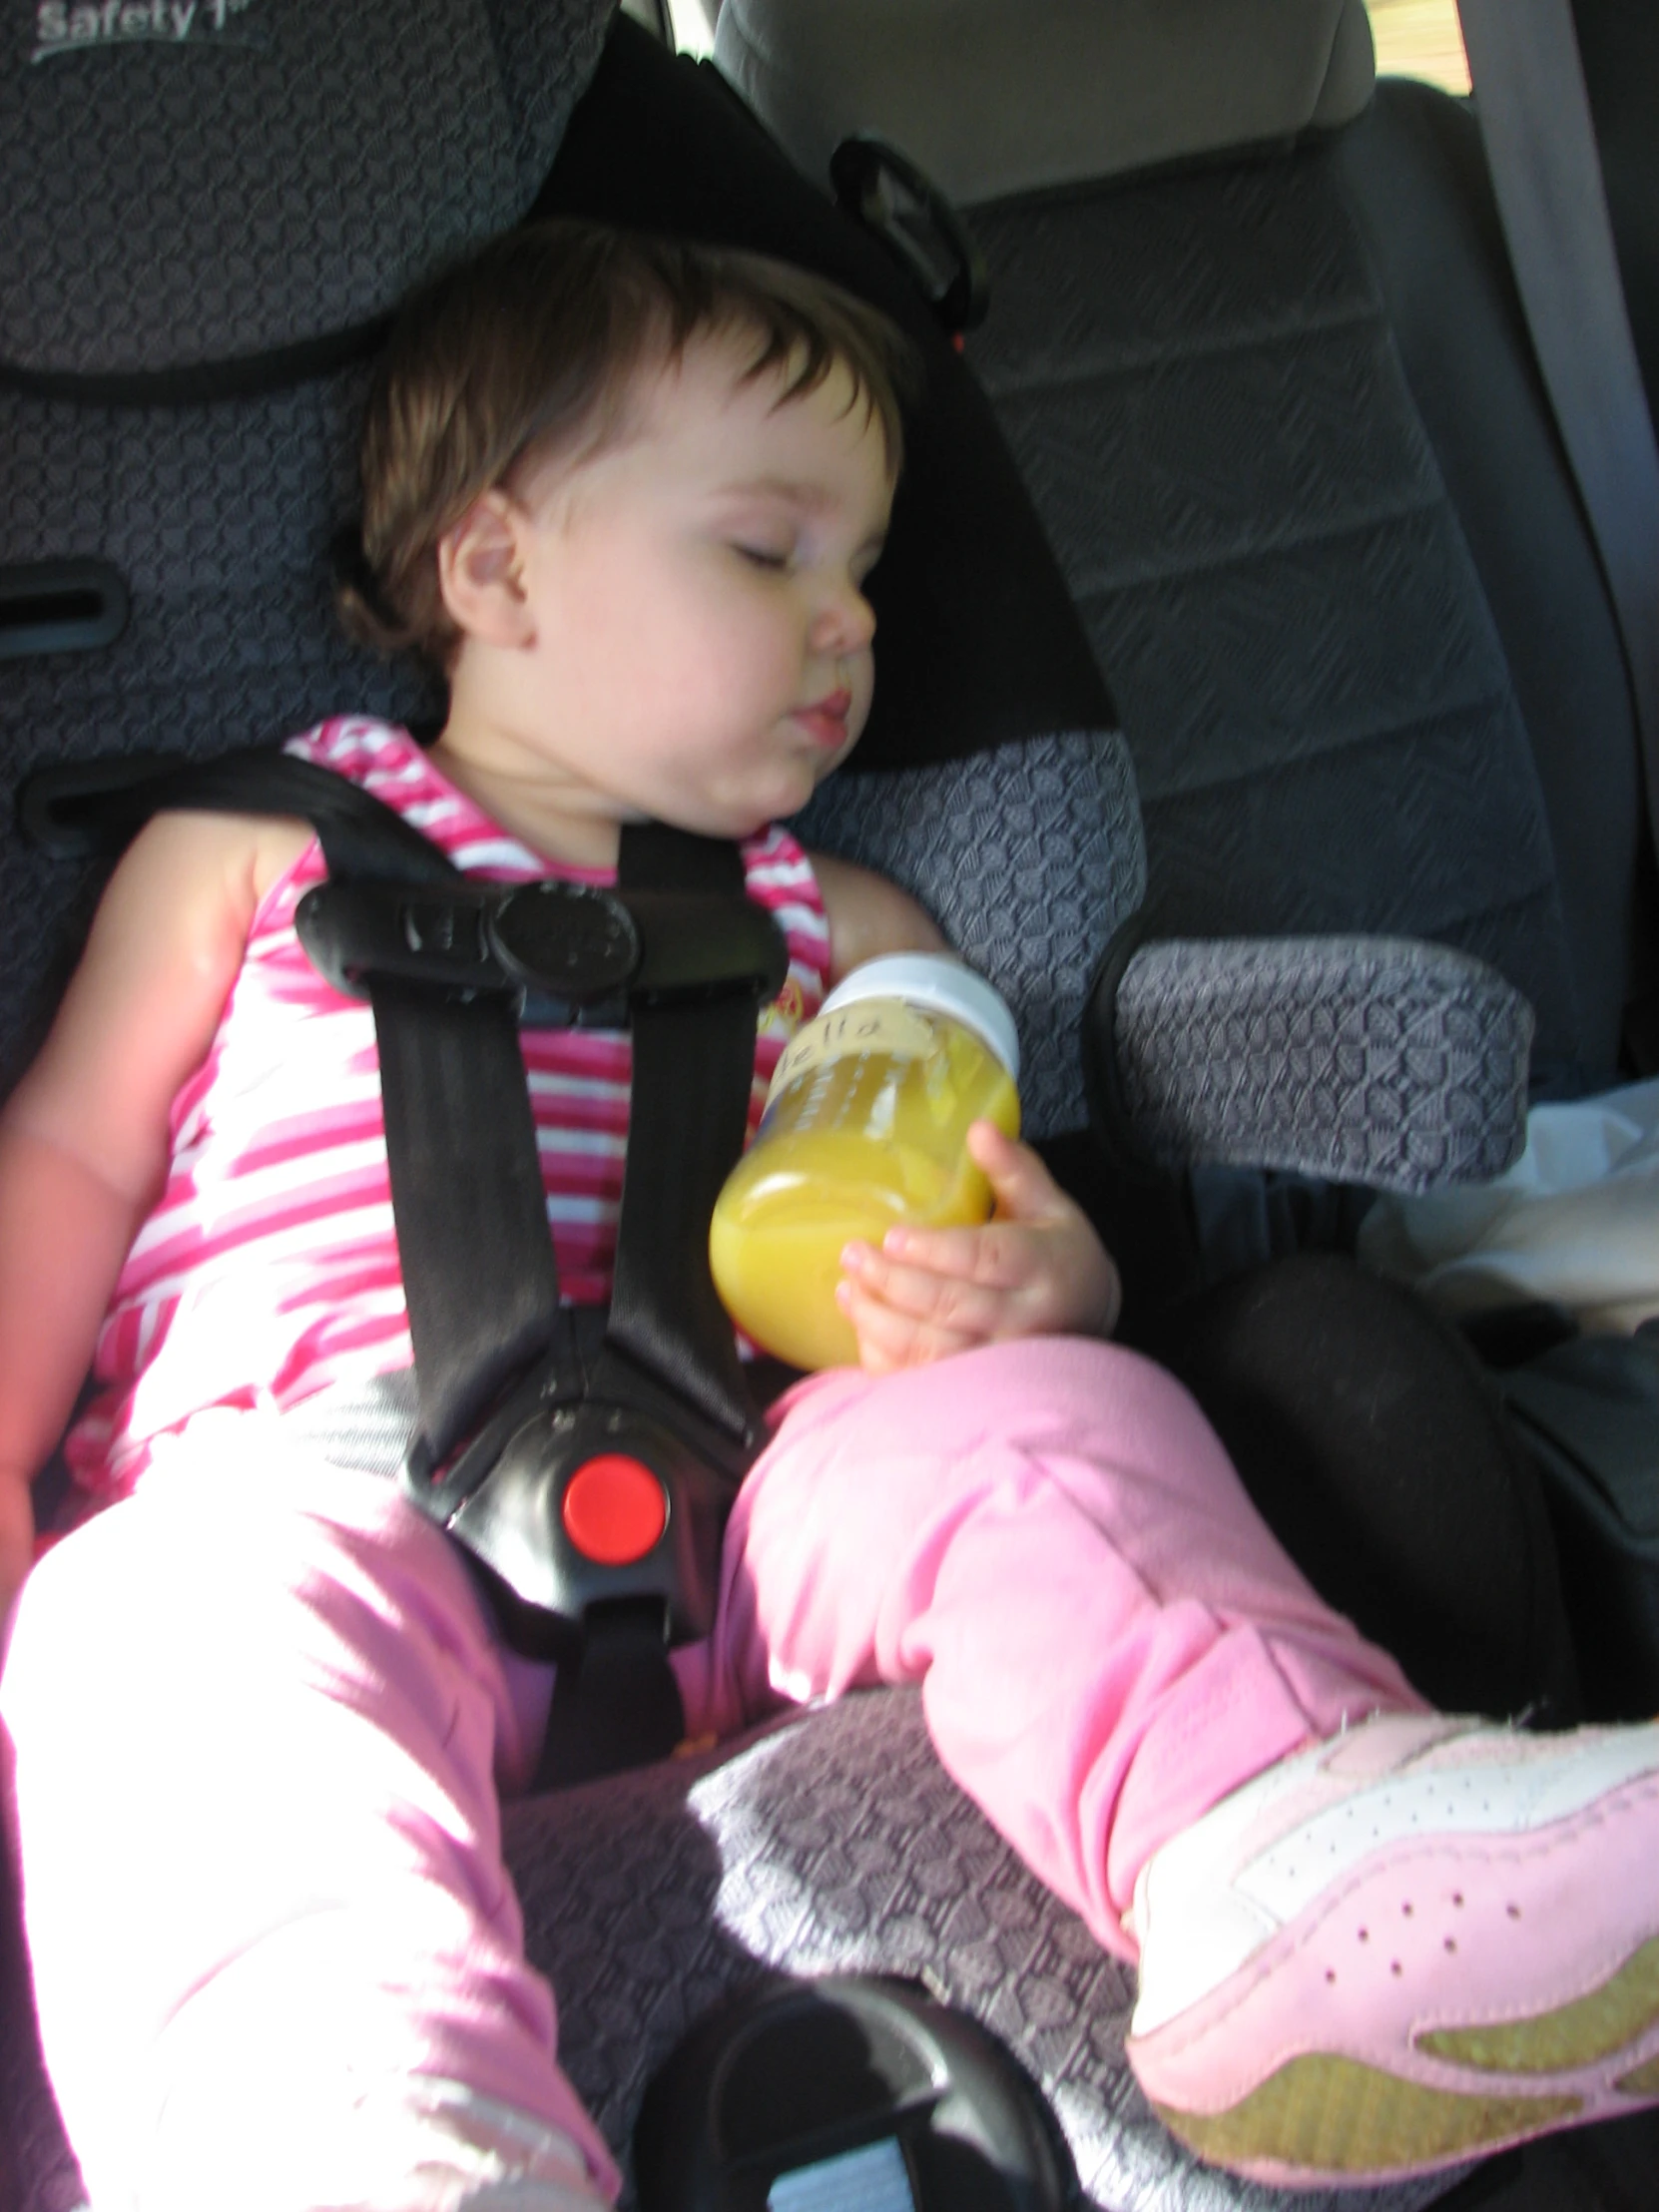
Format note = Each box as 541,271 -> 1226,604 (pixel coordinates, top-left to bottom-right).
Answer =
714,0 -> 1375,211
1113,936 -> 1533,1192
1,1688 -> 1456,2212
794,731 -> 1144,1137
795,734 -> 1531,1180
0,372 -> 440,1083
0,0 -> 614,1081
963,162 -> 1586,1086
3,0 -> 614,379
719,0 -> 1606,1091
0,0 -> 619,1088
505,1687 -> 1448,2212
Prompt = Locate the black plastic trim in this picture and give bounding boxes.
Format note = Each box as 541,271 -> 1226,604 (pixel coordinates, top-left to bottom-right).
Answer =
0,315 -> 388,407
0,560 -> 129,662
830,133 -> 990,332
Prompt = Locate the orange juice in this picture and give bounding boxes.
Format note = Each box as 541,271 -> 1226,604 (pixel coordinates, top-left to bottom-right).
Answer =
710,956 -> 1021,1370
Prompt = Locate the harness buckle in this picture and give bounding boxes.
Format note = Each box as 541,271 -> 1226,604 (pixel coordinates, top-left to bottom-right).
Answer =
400,1320 -> 757,1664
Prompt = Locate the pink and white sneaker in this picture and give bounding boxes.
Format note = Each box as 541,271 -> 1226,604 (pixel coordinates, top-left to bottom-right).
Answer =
1124,1711 -> 1659,2185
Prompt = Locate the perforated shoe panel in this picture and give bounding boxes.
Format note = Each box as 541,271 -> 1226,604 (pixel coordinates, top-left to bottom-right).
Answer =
963,149 -> 1584,1089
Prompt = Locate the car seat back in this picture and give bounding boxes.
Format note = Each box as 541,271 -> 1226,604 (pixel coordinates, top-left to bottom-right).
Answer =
0,0 -> 623,1075
715,0 -> 1655,1099
0,3 -> 1132,1130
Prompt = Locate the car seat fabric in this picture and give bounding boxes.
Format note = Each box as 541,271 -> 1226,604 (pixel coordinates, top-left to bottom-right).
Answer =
796,730 -> 1144,1137
0,370 -> 446,1064
1574,0 -> 1659,437
0,0 -> 620,1085
1455,0 -> 1659,899
499,1688 -> 1452,2212
715,0 -> 1638,1102
1,0 -> 610,384
797,729 -> 1534,1186
959,161 -> 1581,1078
709,0 -> 1377,213
1331,76 -> 1653,1086
1111,935 -> 1531,1191
0,1688 -> 1456,2212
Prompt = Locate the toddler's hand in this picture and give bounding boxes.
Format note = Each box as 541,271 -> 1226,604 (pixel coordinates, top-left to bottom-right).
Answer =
835,1122 -> 1122,1375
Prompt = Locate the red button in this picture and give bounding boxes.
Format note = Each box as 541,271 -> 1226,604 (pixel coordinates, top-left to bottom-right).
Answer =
561,1454 -> 668,1566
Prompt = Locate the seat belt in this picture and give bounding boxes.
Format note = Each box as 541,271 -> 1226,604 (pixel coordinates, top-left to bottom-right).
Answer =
23,743 -> 789,1780
1456,0 -> 1659,890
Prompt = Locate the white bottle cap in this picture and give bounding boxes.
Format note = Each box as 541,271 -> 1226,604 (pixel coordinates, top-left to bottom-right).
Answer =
819,953 -> 1020,1080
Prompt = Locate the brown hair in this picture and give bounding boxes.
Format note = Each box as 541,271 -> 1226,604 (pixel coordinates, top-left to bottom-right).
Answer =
338,219 -> 918,670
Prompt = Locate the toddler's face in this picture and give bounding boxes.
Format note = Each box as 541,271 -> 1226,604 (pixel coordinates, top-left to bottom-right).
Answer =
499,332 -> 895,841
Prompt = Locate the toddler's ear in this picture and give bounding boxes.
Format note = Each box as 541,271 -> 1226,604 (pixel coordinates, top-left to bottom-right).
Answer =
437,491 -> 536,648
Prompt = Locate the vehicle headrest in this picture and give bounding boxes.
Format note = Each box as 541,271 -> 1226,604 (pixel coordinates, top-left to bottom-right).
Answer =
2,0 -> 615,389
714,0 -> 1376,208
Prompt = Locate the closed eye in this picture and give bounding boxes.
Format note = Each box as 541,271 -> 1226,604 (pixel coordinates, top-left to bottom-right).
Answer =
735,543 -> 793,572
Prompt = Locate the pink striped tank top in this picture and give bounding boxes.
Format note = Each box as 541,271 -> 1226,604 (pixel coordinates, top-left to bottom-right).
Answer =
65,717 -> 831,1505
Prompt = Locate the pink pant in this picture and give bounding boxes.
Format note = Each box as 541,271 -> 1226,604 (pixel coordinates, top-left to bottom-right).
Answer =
1,1339 -> 1421,2207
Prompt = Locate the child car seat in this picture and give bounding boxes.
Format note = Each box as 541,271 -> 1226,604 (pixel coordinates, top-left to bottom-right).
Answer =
0,5 -> 1564,2210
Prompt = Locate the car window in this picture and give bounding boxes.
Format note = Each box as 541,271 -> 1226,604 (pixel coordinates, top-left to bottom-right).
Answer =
621,0 -> 717,56
665,3 -> 1471,94
1365,0 -> 1470,92
669,2 -> 717,58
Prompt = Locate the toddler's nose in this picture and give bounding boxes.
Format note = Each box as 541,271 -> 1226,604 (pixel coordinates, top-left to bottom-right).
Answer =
811,577 -> 876,656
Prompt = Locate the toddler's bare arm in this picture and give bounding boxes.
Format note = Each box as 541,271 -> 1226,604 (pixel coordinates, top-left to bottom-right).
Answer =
0,808 -> 307,1626
808,849 -> 944,981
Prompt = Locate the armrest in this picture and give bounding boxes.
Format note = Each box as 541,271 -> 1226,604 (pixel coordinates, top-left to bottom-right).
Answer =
1099,935 -> 1534,1193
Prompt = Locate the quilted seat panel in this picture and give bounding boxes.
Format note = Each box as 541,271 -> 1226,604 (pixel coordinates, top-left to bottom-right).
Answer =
964,152 -> 1582,1079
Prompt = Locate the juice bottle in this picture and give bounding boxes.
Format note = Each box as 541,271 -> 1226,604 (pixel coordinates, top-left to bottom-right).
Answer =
710,954 -> 1021,1371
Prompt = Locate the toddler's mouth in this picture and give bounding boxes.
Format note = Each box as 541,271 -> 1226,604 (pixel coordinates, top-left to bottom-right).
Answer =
793,688 -> 852,750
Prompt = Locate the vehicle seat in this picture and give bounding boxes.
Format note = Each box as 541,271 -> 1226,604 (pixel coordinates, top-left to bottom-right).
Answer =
713,0 -> 1656,1111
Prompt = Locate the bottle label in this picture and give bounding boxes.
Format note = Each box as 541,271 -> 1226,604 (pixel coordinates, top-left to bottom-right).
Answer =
765,999 -> 937,1106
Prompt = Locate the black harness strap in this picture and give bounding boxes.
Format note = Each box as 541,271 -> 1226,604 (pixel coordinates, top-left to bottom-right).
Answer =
609,826 -> 763,1443
19,743 -> 456,887
26,744 -> 567,1470
23,745 -> 788,1785
373,979 -> 563,1468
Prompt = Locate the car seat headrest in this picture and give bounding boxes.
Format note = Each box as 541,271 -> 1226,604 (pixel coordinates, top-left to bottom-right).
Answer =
714,0 -> 1376,209
2,0 -> 615,388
